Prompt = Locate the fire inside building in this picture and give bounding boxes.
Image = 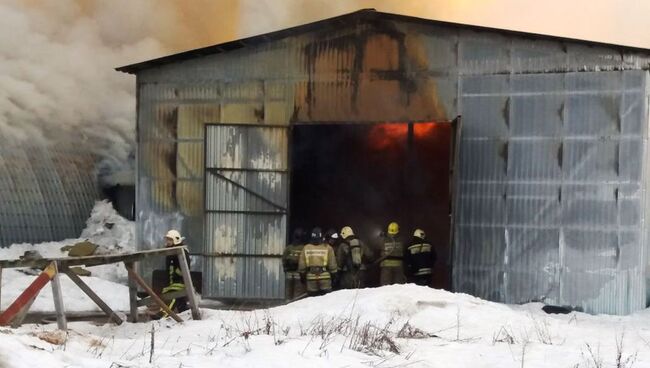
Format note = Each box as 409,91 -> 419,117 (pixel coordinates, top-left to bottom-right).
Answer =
117,9 -> 650,315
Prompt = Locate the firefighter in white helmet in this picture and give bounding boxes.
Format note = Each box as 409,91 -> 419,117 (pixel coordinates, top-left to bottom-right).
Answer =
336,226 -> 372,289
161,230 -> 191,314
404,229 -> 436,286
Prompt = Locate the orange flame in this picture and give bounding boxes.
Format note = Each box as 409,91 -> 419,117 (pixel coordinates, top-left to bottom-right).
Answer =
368,123 -> 408,150
368,122 -> 438,150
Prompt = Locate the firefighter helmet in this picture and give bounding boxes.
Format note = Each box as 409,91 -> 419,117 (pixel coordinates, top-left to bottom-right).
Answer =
310,227 -> 323,243
387,222 -> 399,235
340,226 -> 354,239
325,228 -> 339,240
414,229 -> 426,239
165,229 -> 184,245
292,228 -> 305,244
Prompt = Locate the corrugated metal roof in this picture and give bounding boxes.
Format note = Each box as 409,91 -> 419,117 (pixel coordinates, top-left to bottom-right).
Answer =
116,9 -> 650,74
0,142 -> 99,247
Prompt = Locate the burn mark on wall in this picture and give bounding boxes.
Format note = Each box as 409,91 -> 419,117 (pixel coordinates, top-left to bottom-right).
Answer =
297,18 -> 448,122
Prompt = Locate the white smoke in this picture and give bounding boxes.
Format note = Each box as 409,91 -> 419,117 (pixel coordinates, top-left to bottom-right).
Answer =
0,0 -> 164,172
0,0 -> 187,177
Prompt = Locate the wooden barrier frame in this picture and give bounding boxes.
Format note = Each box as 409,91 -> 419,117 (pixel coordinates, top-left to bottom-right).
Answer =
0,246 -> 201,329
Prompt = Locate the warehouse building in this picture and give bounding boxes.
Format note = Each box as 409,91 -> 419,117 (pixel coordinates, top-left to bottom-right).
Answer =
118,9 -> 650,314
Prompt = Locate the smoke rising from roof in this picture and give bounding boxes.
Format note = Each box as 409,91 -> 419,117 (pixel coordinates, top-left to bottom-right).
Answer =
0,0 -> 236,177
2,0 -> 647,179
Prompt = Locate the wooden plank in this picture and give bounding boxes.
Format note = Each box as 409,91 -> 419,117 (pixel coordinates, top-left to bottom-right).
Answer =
176,248 -> 201,320
0,246 -> 190,270
51,262 -> 67,330
126,262 -> 138,323
137,290 -> 187,307
125,264 -> 183,323
10,295 -> 36,328
0,262 -> 56,326
62,268 -> 122,325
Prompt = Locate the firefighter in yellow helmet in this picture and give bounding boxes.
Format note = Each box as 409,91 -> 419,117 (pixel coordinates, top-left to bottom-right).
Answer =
404,229 -> 436,286
282,228 -> 307,300
379,222 -> 406,285
337,226 -> 372,289
298,227 -> 338,296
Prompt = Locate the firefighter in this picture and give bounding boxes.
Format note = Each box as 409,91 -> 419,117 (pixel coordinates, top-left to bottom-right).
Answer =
404,229 -> 436,286
379,222 -> 406,285
298,227 -> 338,296
162,229 -> 191,313
337,226 -> 371,289
282,228 -> 307,300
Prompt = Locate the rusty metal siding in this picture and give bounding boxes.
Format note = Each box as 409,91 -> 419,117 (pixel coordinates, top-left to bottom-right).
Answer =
454,70 -> 648,314
204,124 -> 288,299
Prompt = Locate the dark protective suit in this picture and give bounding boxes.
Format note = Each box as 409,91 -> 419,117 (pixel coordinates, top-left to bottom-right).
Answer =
163,245 -> 191,313
404,236 -> 436,286
380,235 -> 406,285
336,236 -> 372,289
282,242 -> 306,300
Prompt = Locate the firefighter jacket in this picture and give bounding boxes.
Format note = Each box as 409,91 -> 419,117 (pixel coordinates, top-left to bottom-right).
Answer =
381,235 -> 403,267
298,242 -> 338,282
404,237 -> 436,277
165,246 -> 191,292
283,242 -> 305,277
337,236 -> 371,272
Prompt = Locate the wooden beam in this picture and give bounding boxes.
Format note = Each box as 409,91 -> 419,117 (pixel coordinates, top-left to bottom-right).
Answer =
10,296 -> 36,328
62,268 -> 122,325
50,262 -> 67,330
0,262 -> 56,326
0,246 -> 190,270
124,263 -> 182,323
176,248 -> 201,320
126,262 -> 138,323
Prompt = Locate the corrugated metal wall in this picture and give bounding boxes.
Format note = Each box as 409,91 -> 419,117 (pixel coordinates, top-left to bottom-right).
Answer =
204,124 -> 287,299
455,71 -> 649,314
0,141 -> 99,247
133,12 -> 650,311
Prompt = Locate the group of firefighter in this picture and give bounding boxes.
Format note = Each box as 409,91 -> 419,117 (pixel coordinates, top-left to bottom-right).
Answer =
155,222 -> 437,316
283,222 -> 437,300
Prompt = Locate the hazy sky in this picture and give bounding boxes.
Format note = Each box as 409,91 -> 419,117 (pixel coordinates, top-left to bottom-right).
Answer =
229,0 -> 650,50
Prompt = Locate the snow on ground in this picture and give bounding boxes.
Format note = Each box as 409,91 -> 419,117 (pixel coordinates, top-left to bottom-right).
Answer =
0,204 -> 647,367
0,285 -> 648,368
0,201 -> 134,312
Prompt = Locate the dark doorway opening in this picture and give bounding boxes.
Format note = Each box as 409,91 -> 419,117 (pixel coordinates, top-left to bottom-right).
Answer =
290,122 -> 453,289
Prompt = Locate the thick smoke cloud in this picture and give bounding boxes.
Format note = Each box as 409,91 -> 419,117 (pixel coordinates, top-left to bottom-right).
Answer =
0,0 -> 235,179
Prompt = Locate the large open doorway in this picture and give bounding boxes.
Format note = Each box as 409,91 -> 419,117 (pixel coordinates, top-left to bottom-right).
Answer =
290,121 -> 456,289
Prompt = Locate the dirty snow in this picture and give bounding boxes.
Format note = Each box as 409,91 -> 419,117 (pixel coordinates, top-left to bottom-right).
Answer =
0,285 -> 647,367
0,200 -> 134,312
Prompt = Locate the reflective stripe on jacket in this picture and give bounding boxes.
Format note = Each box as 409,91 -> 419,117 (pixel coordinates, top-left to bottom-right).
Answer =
298,243 -> 337,280
381,236 -> 403,267
404,239 -> 436,277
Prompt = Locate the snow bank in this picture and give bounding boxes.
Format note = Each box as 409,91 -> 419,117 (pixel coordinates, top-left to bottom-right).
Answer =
1,285 -> 648,368
0,200 -> 134,312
